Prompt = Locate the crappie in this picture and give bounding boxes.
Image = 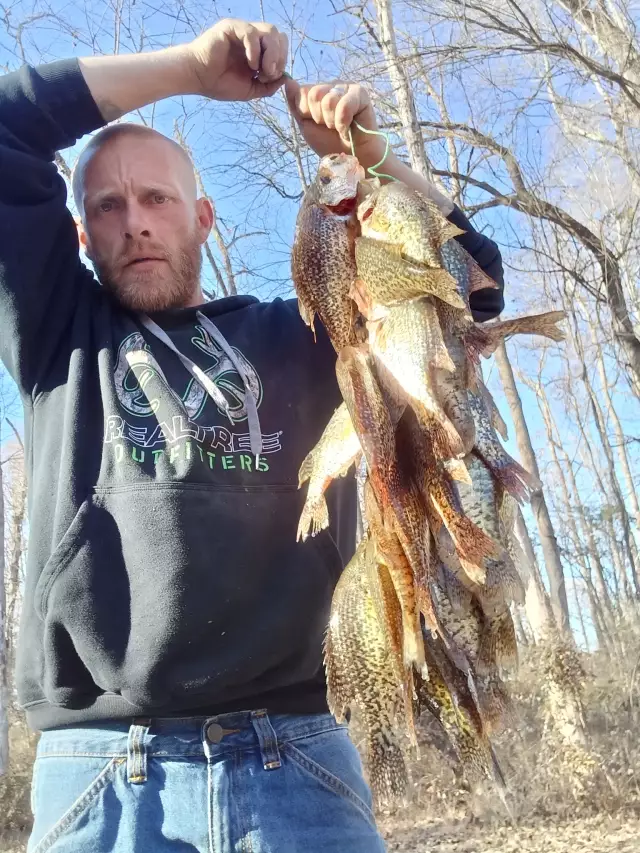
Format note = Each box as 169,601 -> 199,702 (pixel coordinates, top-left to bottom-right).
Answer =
324,535 -> 410,804
455,453 -> 525,674
297,403 -> 361,541
419,632 -> 507,796
355,183 -> 466,310
364,479 -> 426,676
397,409 -> 498,586
336,346 -> 438,632
291,153 -> 363,351
366,298 -> 464,461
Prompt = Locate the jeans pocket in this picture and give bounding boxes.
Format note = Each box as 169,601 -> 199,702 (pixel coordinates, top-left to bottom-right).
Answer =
282,726 -> 376,826
29,755 -> 126,853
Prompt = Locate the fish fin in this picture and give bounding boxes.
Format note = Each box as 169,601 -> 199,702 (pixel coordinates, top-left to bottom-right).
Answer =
467,258 -> 499,292
479,383 -> 509,441
297,451 -> 315,488
296,496 -> 329,542
298,298 -> 316,340
444,457 -> 472,485
464,324 -> 490,361
416,409 -> 465,461
478,612 -> 518,675
368,727 -> 409,806
348,277 -> 374,318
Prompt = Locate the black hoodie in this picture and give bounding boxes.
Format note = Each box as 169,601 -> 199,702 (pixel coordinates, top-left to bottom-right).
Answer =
0,59 -> 504,731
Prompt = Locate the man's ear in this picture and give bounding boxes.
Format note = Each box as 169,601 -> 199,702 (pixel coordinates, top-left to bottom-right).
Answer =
196,198 -> 214,244
75,216 -> 93,260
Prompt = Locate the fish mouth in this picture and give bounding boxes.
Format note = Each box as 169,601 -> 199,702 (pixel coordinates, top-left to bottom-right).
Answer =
326,196 -> 359,216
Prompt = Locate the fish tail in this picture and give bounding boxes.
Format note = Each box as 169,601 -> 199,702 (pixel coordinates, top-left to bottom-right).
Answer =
480,450 -> 540,504
432,499 -> 497,576
296,495 -> 329,542
478,612 -> 518,676
477,673 -> 515,735
368,727 -> 409,806
437,220 -> 466,247
323,631 -> 349,723
476,310 -> 567,357
402,615 -> 427,674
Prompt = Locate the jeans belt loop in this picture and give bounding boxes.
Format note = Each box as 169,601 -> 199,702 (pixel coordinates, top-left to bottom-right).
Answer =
127,718 -> 151,784
250,710 -> 282,771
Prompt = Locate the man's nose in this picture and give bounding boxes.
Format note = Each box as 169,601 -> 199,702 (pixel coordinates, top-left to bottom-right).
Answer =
122,205 -> 152,239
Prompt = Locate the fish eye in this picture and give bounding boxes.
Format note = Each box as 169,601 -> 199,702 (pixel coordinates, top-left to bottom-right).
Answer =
320,175 -> 332,185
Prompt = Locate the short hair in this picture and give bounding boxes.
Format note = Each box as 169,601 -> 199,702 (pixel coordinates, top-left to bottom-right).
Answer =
71,123 -> 197,218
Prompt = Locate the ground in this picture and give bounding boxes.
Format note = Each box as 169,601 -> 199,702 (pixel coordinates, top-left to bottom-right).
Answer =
379,812 -> 640,852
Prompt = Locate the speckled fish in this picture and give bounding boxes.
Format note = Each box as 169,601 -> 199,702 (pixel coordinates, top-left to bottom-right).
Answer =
297,403 -> 361,541
364,479 -> 426,677
396,410 -> 498,586
366,299 -> 465,461
324,535 -> 410,804
336,346 -> 438,632
354,183 -> 466,310
432,565 -> 514,735
418,631 -> 507,796
455,453 -> 525,673
291,153 -> 364,351
468,391 -> 539,504
433,326 -> 477,453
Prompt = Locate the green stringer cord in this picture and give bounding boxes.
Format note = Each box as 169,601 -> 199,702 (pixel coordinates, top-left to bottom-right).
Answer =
348,120 -> 397,182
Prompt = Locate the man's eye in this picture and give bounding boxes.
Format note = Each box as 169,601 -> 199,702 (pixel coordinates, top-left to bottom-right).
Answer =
153,194 -> 167,204
99,201 -> 113,212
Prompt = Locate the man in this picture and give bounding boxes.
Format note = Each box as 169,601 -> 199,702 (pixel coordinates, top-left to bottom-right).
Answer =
0,17 -> 504,853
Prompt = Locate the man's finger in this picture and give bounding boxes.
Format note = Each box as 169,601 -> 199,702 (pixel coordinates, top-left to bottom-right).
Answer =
335,90 -> 361,144
320,89 -> 344,130
259,29 -> 282,79
276,32 -> 289,78
241,29 -> 261,72
284,76 -> 301,116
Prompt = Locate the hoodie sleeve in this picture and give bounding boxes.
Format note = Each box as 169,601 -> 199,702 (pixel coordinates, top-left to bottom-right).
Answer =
0,59 -> 105,393
447,205 -> 505,322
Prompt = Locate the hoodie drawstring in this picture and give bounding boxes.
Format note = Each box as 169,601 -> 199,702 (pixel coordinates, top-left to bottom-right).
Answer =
139,312 -> 263,462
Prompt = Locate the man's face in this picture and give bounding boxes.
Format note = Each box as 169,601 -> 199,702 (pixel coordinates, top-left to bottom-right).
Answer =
79,134 -> 212,312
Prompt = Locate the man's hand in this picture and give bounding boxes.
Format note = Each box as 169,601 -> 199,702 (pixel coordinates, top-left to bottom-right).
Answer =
80,19 -> 289,122
186,19 -> 289,101
285,80 -> 386,172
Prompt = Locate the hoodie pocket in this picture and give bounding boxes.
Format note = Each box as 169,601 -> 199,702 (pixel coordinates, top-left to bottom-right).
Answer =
34,484 -> 343,710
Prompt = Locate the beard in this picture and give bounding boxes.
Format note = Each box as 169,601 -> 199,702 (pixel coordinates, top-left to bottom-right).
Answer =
93,235 -> 203,312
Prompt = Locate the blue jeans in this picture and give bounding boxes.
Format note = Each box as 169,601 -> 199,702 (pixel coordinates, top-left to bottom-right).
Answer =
28,711 -> 387,852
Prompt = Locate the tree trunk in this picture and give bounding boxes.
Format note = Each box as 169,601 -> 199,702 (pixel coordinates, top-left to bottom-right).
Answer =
0,459 -> 8,775
568,315 -> 640,596
373,0 -> 434,180
533,374 -> 618,648
494,341 -> 572,637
